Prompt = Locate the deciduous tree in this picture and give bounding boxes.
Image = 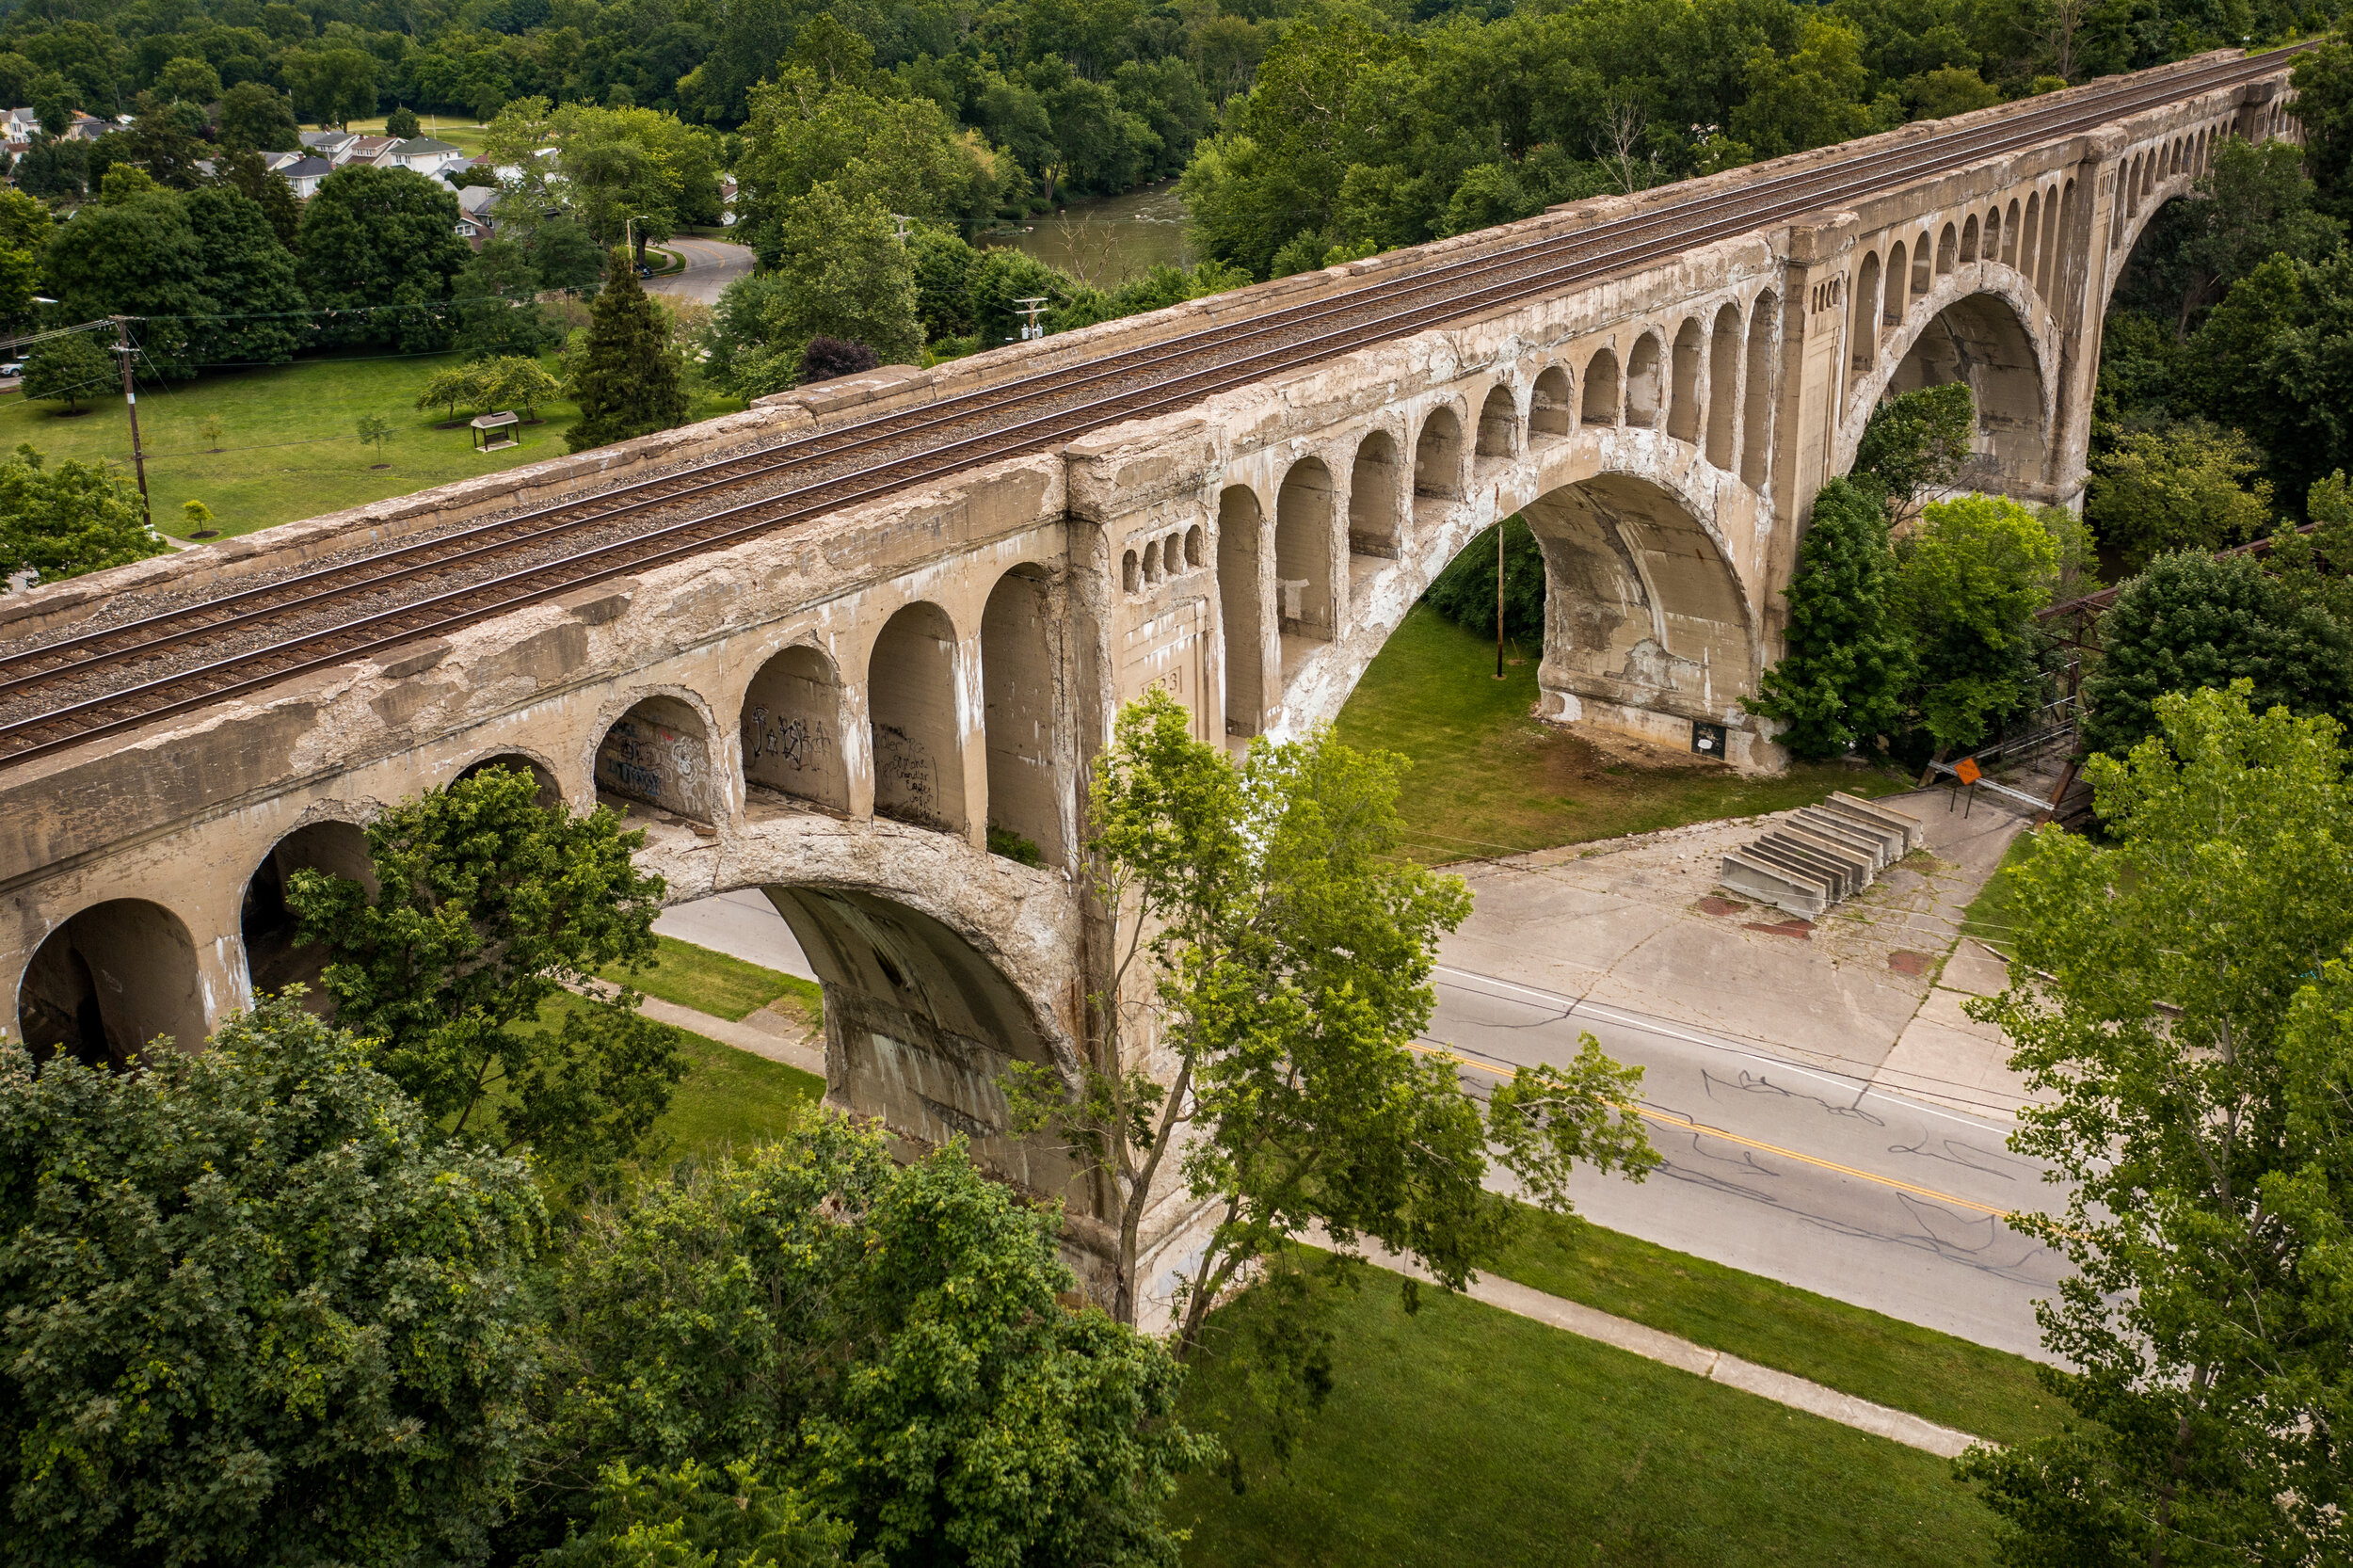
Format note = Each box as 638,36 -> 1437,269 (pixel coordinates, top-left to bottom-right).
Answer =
1960,684 -> 2353,1568
19,331 -> 113,414
1855,381 -> 1975,515
285,763 -> 681,1184
2085,420 -> 2274,574
0,996 -> 544,1568
540,1114 -> 1213,1567
1895,492 -> 2059,753
1008,690 -> 1656,1357
216,80 -> 301,152
0,443 -> 163,583
299,166 -> 471,352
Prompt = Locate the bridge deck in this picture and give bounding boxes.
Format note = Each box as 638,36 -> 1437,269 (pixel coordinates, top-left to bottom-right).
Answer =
0,44 -> 2302,775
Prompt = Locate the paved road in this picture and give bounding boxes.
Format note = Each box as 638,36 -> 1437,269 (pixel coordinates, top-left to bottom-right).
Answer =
659,875 -> 2069,1357
1426,964 -> 2067,1356
644,235 -> 755,305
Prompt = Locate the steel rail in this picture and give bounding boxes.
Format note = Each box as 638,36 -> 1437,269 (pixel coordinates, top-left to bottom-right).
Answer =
0,47 -> 2273,696
0,47 -> 2275,703
0,48 -> 2299,770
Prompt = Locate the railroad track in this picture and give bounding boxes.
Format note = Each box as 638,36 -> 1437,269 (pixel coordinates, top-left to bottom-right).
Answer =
0,46 -> 2301,772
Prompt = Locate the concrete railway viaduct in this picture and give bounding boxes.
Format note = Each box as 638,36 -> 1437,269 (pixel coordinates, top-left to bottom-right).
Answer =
0,48 -> 2305,1303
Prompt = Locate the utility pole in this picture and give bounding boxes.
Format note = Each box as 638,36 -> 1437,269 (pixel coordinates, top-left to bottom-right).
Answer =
890,212 -> 913,244
110,316 -> 151,527
1013,296 -> 1048,342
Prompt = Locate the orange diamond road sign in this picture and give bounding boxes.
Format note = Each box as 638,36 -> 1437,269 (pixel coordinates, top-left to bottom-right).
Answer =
1955,758 -> 1982,785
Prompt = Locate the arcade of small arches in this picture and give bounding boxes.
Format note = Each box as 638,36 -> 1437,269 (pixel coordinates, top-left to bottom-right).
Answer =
13,559 -> 1079,1090
1179,286 -> 1784,742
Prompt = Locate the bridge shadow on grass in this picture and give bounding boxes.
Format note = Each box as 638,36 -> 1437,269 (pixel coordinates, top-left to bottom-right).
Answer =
1329,605 -> 1909,865
1170,1272 -> 1998,1568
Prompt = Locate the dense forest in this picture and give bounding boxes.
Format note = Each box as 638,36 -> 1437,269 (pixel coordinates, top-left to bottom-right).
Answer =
1,0 -> 2337,243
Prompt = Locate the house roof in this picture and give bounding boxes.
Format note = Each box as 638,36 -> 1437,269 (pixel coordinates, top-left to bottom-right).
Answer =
392,136 -> 461,156
346,135 -> 397,154
282,155 -> 334,179
456,184 -> 500,215
299,129 -> 352,148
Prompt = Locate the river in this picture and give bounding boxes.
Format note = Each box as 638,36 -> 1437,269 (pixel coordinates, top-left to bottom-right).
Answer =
982,181 -> 1193,284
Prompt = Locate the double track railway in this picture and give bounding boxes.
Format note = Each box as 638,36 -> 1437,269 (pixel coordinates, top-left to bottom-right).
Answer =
0,46 -> 2302,773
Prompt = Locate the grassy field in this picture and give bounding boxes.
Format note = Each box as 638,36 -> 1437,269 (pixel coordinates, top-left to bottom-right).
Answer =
344,115 -> 492,152
1332,606 -> 1911,863
610,934 -> 823,1024
1490,1210 -> 2061,1447
2,350 -> 743,542
1171,1271 -> 2000,1568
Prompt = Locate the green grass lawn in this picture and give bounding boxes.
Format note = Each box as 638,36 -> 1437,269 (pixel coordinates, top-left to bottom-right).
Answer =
1490,1209 -> 2063,1447
608,934 -> 823,1024
1958,830 -> 2039,953
344,115 -> 492,152
1171,1270 -> 2001,1568
1333,606 -> 1911,863
3,351 -> 744,542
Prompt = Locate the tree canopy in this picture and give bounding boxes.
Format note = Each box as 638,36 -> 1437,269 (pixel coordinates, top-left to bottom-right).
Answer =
0,442 -> 163,584
0,996 -> 544,1568
1961,684 -> 2353,1568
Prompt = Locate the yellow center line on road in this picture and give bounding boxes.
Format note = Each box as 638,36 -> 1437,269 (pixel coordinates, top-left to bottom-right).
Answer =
1410,1041 -> 2019,1222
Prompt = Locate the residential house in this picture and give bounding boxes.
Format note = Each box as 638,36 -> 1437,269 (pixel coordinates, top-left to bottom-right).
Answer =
280,154 -> 335,200
340,134 -> 399,166
454,182 -> 499,248
299,129 -> 357,162
388,136 -> 468,179
65,113 -> 106,141
2,108 -> 37,142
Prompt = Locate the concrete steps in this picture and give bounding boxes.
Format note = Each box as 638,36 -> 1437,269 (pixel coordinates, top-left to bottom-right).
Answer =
1720,792 -> 1928,919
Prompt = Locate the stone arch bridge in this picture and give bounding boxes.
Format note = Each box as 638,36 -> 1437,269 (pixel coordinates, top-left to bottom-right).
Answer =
0,49 -> 2301,1297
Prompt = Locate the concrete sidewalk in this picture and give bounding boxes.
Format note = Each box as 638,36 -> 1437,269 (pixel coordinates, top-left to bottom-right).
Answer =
1349,1237 -> 1986,1458
1439,783 -> 2037,1120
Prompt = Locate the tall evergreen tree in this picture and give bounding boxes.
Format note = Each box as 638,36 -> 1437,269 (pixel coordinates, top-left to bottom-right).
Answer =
1743,477 -> 1913,760
566,250 -> 688,454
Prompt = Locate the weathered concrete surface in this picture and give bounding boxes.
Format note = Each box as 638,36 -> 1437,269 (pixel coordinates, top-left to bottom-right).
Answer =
0,58 -> 2292,1308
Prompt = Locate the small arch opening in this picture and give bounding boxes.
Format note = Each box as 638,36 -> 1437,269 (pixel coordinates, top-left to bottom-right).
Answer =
743,645 -> 850,814
17,900 -> 205,1068
1121,549 -> 1140,593
1740,292 -> 1777,489
1142,538 -> 1162,584
1582,347 -> 1621,425
1348,430 -> 1401,557
1414,407 -> 1465,498
1275,456 -> 1337,639
1911,231 -> 1932,294
869,601 -> 967,835
597,694 -> 719,824
1475,384 -> 1518,460
2023,189 -> 2044,278
1530,365 -> 1574,441
981,565 -> 1063,868
243,820 -> 376,1007
1185,525 -> 1204,568
1937,222 -> 1958,274
1217,486 -> 1265,737
1883,240 -> 1907,324
2001,200 -> 2020,264
1960,215 -> 1979,263
1625,333 -> 1664,428
1667,318 -> 1704,442
1851,251 -> 1881,370
1706,306 -> 1742,466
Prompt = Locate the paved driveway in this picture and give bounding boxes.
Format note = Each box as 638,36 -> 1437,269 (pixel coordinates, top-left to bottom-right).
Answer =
646,235 -> 755,305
